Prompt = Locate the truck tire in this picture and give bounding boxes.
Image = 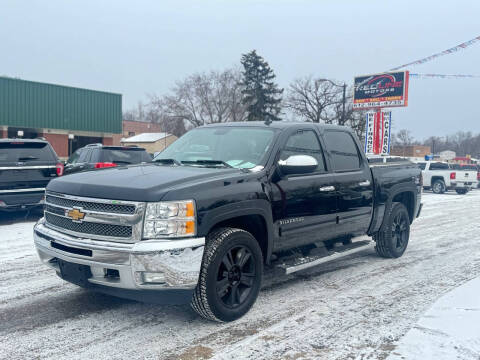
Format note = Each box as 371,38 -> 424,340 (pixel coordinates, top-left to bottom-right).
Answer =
373,202 -> 410,258
432,179 -> 446,194
456,189 -> 467,194
191,227 -> 263,322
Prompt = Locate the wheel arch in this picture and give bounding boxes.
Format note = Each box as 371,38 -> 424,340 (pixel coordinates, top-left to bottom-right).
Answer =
199,200 -> 273,264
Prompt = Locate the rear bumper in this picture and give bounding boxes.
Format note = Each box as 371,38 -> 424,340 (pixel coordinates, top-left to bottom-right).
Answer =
0,190 -> 45,210
448,181 -> 477,190
34,219 -> 205,301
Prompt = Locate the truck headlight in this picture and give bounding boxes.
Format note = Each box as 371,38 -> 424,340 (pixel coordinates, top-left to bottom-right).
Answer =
143,200 -> 196,238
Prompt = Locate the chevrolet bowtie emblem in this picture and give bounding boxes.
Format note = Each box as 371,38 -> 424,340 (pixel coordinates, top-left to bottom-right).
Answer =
66,208 -> 86,222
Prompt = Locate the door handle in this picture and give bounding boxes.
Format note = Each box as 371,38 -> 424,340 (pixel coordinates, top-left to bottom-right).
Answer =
319,186 -> 335,192
359,180 -> 371,186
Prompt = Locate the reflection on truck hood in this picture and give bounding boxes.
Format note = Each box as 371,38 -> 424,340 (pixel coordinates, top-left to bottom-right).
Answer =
47,164 -> 240,201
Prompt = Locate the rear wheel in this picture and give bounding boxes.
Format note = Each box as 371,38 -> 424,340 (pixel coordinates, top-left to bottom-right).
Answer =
191,227 -> 263,322
432,179 -> 446,194
374,202 -> 410,258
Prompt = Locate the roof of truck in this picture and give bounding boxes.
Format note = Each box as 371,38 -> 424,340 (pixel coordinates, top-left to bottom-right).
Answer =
202,121 -> 349,131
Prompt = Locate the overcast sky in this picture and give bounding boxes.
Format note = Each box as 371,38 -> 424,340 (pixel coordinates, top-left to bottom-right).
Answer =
2,0 -> 479,139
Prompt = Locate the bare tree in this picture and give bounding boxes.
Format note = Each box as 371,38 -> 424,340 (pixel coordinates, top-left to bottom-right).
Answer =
150,68 -> 247,128
285,76 -> 343,123
393,129 -> 415,146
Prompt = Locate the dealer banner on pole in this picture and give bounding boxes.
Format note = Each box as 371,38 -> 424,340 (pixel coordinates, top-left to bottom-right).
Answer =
364,110 -> 392,155
353,71 -> 409,109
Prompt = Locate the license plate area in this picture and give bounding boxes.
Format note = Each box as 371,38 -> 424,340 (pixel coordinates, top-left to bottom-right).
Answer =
57,259 -> 92,287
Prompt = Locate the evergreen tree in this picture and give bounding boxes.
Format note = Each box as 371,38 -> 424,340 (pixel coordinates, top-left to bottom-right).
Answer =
240,50 -> 283,123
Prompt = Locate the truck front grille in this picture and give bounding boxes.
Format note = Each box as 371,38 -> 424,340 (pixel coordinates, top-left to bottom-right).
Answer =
44,192 -> 144,242
45,194 -> 136,214
45,213 -> 133,238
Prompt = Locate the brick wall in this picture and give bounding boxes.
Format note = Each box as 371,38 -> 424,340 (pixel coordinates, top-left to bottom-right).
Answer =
102,137 -> 113,146
42,133 -> 69,158
0,129 -> 5,138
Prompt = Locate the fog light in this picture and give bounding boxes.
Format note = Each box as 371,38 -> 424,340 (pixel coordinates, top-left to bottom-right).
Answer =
142,272 -> 166,284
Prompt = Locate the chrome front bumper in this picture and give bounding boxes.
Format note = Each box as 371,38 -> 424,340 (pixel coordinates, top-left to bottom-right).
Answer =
34,219 -> 205,291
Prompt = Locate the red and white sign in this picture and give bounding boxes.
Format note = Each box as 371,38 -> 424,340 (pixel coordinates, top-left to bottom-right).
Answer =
364,110 -> 392,155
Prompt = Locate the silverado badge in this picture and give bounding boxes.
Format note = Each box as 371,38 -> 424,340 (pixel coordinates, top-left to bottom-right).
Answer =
66,208 -> 86,222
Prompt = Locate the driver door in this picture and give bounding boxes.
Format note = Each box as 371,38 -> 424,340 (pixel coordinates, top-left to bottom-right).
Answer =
272,128 -> 338,251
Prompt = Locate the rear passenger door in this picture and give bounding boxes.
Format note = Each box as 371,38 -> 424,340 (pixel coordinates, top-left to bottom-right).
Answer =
323,130 -> 373,236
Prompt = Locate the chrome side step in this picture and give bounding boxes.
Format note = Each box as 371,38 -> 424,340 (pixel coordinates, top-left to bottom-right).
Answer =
277,240 -> 372,275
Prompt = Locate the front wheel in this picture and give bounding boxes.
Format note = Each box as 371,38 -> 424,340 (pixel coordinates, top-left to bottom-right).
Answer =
374,202 -> 410,258
191,227 -> 263,322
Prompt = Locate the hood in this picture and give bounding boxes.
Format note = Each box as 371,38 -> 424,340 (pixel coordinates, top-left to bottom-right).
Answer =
47,163 -> 241,201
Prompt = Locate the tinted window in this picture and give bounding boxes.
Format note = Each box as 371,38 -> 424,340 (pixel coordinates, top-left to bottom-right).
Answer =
324,131 -> 361,171
429,162 -> 449,170
417,162 -> 426,170
280,130 -> 326,172
99,148 -> 152,164
78,149 -> 91,163
67,149 -> 83,164
0,142 -> 56,163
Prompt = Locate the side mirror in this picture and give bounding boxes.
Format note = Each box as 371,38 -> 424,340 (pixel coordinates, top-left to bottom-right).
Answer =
278,155 -> 318,175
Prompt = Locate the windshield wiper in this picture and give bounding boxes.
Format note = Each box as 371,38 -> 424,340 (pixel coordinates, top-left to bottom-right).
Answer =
153,158 -> 181,166
181,160 -> 233,168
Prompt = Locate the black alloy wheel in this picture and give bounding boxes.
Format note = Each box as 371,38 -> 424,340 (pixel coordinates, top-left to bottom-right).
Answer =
191,227 -> 263,322
392,211 -> 409,252
216,245 -> 256,308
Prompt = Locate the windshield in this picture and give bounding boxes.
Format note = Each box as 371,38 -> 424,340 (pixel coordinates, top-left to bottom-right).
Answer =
0,142 -> 57,163
154,127 -> 276,169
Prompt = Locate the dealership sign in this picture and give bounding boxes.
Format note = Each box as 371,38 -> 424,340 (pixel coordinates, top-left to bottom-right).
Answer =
364,110 -> 392,155
353,71 -> 409,109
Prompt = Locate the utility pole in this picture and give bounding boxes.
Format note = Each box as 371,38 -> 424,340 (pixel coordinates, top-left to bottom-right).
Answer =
341,83 -> 346,125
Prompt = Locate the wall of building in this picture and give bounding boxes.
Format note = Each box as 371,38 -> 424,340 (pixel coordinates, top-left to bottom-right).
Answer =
391,145 -> 431,158
41,133 -> 69,158
112,120 -> 164,145
0,76 -> 122,134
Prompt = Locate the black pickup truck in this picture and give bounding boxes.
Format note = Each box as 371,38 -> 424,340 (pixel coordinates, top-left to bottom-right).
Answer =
0,139 -> 63,211
34,122 -> 422,321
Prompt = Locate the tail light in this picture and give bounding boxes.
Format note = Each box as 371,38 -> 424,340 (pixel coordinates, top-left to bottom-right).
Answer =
95,162 -> 117,169
450,172 -> 456,180
56,163 -> 64,176
477,172 -> 480,180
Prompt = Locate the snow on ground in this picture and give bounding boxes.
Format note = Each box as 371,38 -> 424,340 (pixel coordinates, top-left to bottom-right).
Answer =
0,191 -> 479,359
388,277 -> 480,360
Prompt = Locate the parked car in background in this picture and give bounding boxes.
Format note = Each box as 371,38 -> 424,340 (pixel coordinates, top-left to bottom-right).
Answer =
449,163 -> 479,189
416,161 -> 477,194
0,138 -> 63,211
64,144 -> 152,175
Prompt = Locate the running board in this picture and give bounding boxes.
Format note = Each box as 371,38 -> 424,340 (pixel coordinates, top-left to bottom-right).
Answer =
277,240 -> 372,275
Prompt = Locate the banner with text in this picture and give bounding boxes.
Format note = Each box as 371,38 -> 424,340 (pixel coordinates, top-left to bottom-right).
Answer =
364,111 -> 391,155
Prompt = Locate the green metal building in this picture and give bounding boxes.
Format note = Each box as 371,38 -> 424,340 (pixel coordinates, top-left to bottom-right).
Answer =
0,76 -> 122,157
